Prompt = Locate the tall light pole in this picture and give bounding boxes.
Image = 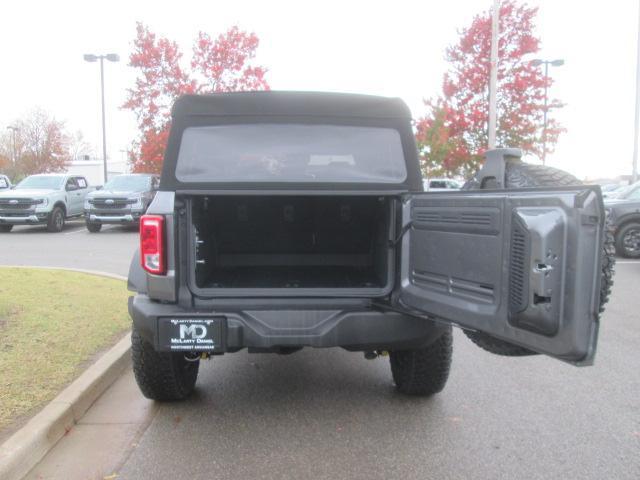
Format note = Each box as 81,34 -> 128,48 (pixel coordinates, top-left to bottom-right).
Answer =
531,58 -> 564,165
6,125 -> 19,168
632,0 -> 640,184
83,53 -> 119,184
488,0 -> 500,149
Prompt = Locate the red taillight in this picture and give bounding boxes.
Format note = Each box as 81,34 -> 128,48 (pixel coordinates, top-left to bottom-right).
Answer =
140,215 -> 165,275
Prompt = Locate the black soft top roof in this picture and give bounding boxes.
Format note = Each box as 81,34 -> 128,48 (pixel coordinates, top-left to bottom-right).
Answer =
162,91 -> 423,192
171,91 -> 413,120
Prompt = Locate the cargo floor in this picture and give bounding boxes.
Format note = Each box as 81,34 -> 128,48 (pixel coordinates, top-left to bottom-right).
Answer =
202,266 -> 382,289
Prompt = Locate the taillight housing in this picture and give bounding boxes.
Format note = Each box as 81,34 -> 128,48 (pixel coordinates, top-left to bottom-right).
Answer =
140,215 -> 166,275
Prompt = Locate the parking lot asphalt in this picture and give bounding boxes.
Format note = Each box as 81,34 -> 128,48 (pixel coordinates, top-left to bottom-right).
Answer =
2,226 -> 639,479
0,221 -> 137,275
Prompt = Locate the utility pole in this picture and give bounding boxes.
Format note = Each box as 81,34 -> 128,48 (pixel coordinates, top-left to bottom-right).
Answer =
542,61 -> 549,165
488,0 -> 500,149
633,0 -> 640,183
83,53 -> 119,185
99,55 -> 108,184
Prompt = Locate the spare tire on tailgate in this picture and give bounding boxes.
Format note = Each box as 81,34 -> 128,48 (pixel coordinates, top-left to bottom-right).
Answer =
462,160 -> 615,356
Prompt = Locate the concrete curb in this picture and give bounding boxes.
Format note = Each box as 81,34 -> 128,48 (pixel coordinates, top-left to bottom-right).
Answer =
0,265 -> 127,282
0,267 -> 131,480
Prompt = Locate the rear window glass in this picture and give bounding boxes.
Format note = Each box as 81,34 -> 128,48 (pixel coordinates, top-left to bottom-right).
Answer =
175,124 -> 407,184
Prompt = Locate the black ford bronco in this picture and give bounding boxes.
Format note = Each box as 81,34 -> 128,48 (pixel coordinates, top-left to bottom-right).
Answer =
127,92 -> 614,401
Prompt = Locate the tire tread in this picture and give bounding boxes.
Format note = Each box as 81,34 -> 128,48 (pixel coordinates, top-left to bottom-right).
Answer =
131,328 -> 199,401
390,328 -> 453,396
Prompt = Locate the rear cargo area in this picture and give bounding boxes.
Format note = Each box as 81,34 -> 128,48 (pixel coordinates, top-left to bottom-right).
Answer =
190,196 -> 392,291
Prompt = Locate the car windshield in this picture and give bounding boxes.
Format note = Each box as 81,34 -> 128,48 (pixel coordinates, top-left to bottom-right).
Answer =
620,185 -> 640,200
610,182 -> 640,199
16,176 -> 65,190
103,175 -> 151,191
176,124 -> 407,184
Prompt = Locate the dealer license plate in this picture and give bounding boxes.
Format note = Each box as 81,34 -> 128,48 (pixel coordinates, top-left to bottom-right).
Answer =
158,318 -> 224,352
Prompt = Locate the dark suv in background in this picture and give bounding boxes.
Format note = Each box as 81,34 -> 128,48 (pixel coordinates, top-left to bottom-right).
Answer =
604,181 -> 640,257
84,174 -> 159,232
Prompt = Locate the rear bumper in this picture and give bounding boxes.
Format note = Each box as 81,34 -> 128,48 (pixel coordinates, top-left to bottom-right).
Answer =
128,294 -> 447,352
0,213 -> 47,224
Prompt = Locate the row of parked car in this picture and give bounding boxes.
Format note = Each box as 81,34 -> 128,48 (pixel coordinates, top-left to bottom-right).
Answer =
0,173 -> 159,233
1,170 -> 640,258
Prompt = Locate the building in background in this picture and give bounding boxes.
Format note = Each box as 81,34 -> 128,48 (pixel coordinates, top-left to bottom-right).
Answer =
65,155 -> 128,186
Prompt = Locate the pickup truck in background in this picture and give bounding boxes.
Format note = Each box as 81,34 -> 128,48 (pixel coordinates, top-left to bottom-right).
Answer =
84,173 -> 160,232
0,173 -> 94,232
0,175 -> 11,191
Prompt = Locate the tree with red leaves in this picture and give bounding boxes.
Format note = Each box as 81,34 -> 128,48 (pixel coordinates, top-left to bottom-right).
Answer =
0,109 -> 70,179
416,1 -> 563,177
124,23 -> 269,174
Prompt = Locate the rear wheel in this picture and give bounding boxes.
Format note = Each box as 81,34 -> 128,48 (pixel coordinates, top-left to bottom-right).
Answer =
463,160 -> 615,356
0,225 -> 12,233
614,222 -> 640,258
131,327 -> 200,401
390,328 -> 453,396
46,207 -> 65,232
86,221 -> 102,233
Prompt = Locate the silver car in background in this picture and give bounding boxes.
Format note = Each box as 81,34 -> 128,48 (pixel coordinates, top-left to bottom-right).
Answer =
84,174 -> 160,232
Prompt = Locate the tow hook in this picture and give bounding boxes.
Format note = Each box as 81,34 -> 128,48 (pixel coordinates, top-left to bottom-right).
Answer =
184,352 -> 210,362
364,350 -> 389,360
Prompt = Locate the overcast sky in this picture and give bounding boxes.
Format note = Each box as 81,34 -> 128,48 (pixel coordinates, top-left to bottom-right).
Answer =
0,0 -> 637,180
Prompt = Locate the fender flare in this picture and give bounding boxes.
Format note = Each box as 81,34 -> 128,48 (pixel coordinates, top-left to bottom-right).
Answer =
127,250 -> 147,294
613,212 -> 640,231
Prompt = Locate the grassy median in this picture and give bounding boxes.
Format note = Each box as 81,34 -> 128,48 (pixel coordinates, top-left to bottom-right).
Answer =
0,267 -> 130,433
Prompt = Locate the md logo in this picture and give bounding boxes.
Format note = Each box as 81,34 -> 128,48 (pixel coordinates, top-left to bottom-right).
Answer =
179,324 -> 207,340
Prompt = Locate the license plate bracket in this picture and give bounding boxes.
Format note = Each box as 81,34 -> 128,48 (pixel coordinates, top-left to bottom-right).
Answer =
158,317 -> 225,352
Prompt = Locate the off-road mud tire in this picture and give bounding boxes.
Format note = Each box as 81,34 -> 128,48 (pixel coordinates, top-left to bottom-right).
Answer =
390,328 -> 453,396
131,327 -> 200,401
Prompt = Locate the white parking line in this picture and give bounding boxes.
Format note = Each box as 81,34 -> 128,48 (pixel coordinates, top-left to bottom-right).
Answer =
64,227 -> 86,235
64,225 -> 122,235
616,260 -> 640,264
